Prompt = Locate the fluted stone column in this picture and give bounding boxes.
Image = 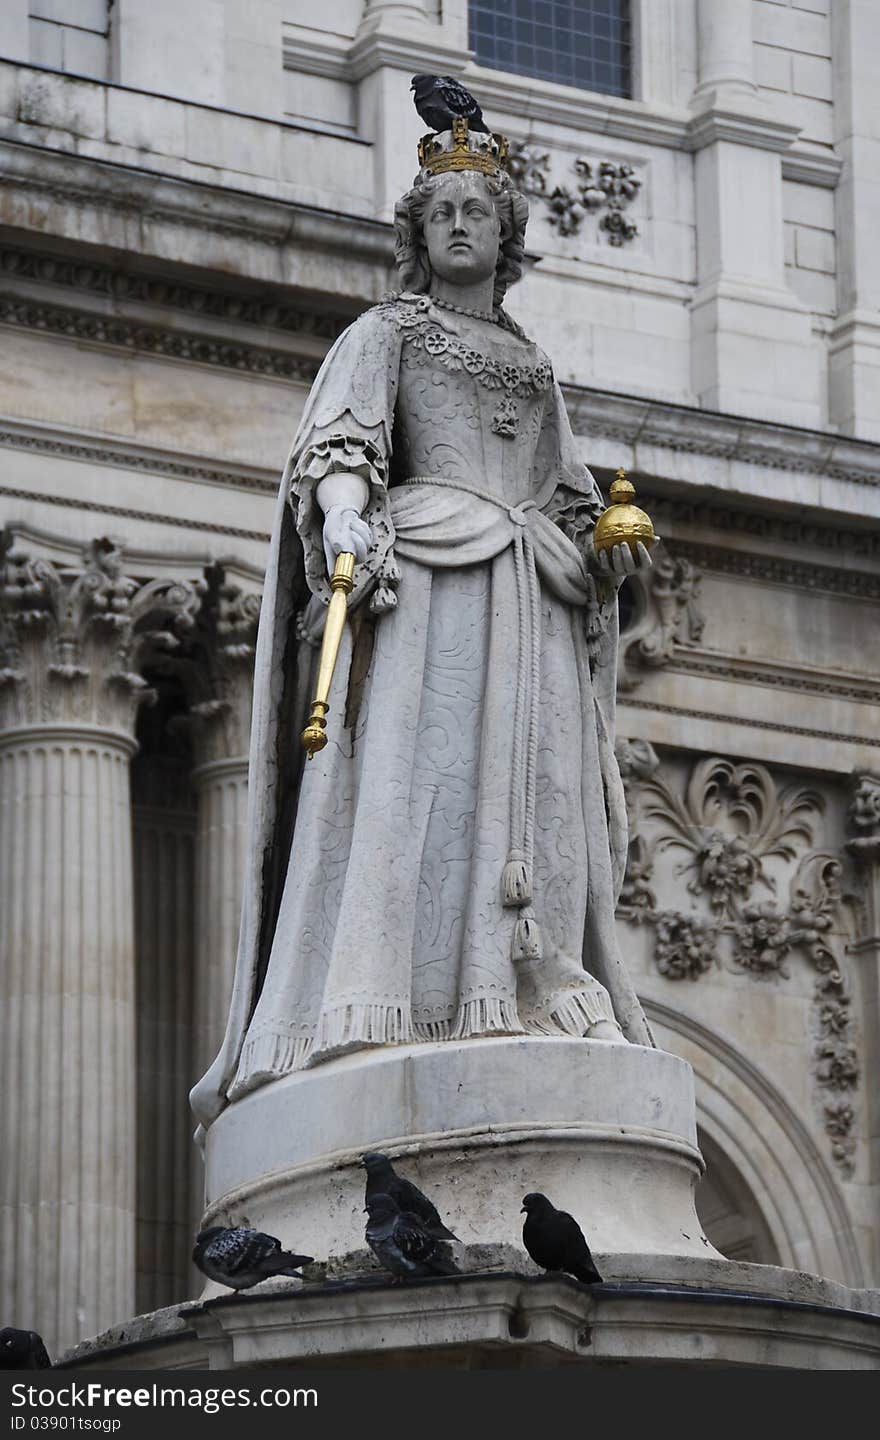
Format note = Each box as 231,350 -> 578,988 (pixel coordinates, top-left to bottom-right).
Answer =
192,758 -> 249,1082
0,532 -> 200,1356
185,568 -> 259,1224
133,769 -> 196,1313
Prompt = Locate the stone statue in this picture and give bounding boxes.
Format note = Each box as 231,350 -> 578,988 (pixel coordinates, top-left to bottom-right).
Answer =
191,112 -> 654,1133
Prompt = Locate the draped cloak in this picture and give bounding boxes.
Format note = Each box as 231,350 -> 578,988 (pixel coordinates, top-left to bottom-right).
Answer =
191,295 -> 653,1133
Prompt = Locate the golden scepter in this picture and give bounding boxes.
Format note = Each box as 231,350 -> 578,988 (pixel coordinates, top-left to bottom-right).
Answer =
301,550 -> 356,758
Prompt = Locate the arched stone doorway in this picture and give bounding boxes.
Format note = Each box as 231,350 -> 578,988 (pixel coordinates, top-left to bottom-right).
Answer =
695,1128 -> 781,1265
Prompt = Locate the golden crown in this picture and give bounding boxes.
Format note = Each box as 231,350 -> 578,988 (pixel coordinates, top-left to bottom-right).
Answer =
417,116 -> 509,177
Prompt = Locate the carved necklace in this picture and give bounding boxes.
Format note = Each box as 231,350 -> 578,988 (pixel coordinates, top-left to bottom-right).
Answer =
429,294 -> 500,325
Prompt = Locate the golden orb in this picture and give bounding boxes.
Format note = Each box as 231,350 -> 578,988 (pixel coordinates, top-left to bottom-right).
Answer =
593,467 -> 657,557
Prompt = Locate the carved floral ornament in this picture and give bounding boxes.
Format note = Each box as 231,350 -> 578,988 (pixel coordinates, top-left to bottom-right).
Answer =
507,141 -> 642,246
617,741 -> 861,1176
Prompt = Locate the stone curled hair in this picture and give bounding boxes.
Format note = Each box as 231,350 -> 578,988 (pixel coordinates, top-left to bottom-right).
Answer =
393,169 -> 530,312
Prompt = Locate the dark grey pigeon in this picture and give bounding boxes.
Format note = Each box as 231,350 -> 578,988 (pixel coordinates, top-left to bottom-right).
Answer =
365,1193 -> 459,1281
0,1327 -> 51,1369
361,1151 -> 458,1240
521,1192 -> 603,1285
193,1226 -> 314,1291
411,73 -> 489,134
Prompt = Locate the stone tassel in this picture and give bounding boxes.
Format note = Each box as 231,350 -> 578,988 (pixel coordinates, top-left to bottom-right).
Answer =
0,728 -> 137,1357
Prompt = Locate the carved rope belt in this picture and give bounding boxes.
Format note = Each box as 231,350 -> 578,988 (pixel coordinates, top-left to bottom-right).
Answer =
401,473 -> 547,962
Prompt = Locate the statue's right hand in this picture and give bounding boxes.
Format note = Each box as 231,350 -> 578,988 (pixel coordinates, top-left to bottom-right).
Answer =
322,505 -> 372,575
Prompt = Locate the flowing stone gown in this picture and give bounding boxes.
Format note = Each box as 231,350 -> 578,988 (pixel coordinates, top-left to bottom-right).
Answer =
192,293 -> 652,1129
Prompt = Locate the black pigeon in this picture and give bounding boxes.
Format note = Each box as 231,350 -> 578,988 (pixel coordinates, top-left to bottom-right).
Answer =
361,1151 -> 458,1241
0,1327 -> 51,1369
192,1226 -> 314,1291
411,73 -> 489,134
365,1193 -> 459,1280
521,1193 -> 603,1285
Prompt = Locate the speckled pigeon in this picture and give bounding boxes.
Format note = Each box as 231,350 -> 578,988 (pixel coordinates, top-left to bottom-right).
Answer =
0,1327 -> 51,1368
411,74 -> 489,134
361,1151 -> 458,1240
192,1226 -> 314,1291
521,1193 -> 603,1284
365,1193 -> 459,1280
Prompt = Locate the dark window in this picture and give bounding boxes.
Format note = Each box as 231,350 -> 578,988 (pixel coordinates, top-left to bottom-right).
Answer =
469,0 -> 631,98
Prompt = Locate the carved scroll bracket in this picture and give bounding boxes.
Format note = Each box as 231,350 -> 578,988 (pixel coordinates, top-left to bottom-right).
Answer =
617,545 -> 705,692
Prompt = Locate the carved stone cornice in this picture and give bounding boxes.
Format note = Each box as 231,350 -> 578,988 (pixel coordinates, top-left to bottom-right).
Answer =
666,652 -> 880,706
668,538 -> 880,602
563,385 -> 880,494
0,531 -> 202,735
0,240 -> 356,344
641,493 -> 880,561
685,104 -> 801,155
0,294 -> 321,384
0,477 -> 271,545
0,416 -> 276,494
0,136 -> 394,288
621,696 -> 880,753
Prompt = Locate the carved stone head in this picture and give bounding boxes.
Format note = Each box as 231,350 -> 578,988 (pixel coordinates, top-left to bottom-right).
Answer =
393,168 -> 529,310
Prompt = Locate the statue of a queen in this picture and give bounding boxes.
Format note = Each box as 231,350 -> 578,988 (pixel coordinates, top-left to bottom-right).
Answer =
191,106 -> 654,1133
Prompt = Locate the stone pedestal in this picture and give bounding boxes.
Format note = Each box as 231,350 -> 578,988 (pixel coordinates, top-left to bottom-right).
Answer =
203,1038 -> 716,1269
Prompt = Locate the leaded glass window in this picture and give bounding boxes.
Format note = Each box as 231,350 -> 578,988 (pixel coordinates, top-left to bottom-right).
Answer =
469,0 -> 632,99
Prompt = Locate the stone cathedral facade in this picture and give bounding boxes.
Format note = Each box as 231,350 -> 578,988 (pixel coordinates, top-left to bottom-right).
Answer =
0,0 -> 878,1358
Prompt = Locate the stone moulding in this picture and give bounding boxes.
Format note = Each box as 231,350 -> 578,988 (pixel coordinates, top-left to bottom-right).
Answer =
0,418 -> 276,492
0,295 -> 320,383
0,240 -> 355,341
0,478 -> 271,544
59,1269 -> 880,1370
620,696 -> 880,751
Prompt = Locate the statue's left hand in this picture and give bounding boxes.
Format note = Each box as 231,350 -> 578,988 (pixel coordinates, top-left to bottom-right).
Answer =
594,541 -> 654,584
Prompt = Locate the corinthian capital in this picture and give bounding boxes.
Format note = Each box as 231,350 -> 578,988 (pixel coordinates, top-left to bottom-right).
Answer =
181,563 -> 262,767
0,530 -> 202,736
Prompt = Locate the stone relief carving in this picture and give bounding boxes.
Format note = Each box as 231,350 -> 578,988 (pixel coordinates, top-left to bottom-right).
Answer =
617,740 -> 860,1176
617,546 -> 705,691
507,142 -> 641,246
653,910 -> 716,981
0,532 -> 202,733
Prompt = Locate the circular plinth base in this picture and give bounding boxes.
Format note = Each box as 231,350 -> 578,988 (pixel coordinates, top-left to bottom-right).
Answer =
204,1037 -> 716,1267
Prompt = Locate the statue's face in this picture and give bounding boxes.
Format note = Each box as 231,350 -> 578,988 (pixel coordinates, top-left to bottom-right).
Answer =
422,173 -> 501,288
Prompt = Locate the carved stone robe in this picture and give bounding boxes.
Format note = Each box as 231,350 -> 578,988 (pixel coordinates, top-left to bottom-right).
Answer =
191,294 -> 652,1130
